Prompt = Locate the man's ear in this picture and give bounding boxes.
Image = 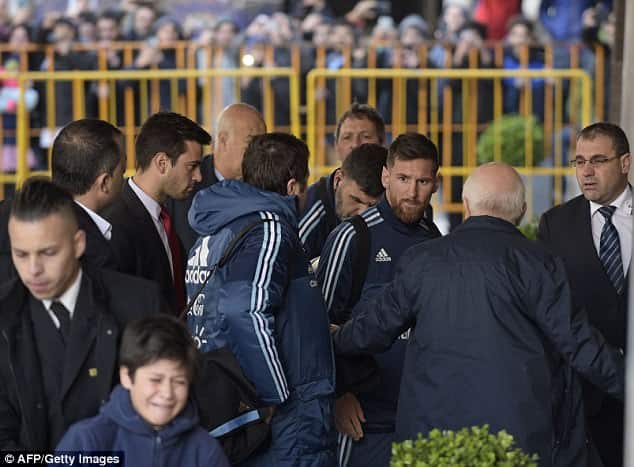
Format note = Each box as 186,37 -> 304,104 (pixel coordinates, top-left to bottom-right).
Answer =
215,131 -> 227,153
515,202 -> 527,226
333,168 -> 343,190
154,152 -> 170,174
462,197 -> 471,220
73,228 -> 86,260
95,172 -> 111,194
286,178 -> 301,196
381,166 -> 389,190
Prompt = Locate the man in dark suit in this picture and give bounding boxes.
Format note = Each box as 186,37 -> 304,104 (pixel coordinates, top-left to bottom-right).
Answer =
538,122 -> 631,467
165,103 -> 266,253
0,178 -> 163,450
104,112 -> 211,315
0,119 -> 125,283
51,119 -> 126,271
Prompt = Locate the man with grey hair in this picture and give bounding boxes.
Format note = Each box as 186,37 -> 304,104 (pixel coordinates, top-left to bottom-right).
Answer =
331,162 -> 624,467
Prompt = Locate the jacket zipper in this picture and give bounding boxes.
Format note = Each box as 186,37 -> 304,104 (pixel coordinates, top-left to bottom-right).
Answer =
2,329 -> 33,448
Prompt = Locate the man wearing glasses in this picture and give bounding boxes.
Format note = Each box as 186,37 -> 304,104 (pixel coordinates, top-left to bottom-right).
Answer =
538,122 -> 631,467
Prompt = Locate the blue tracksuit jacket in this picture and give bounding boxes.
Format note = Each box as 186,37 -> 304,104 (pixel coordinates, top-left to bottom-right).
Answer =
186,180 -> 337,467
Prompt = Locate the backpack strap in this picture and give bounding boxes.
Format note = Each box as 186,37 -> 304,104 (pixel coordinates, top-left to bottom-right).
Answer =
181,218 -> 269,319
348,214 -> 370,306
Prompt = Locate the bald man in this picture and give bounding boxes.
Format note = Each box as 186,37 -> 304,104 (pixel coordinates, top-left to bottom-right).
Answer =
331,162 -> 624,467
165,103 -> 267,252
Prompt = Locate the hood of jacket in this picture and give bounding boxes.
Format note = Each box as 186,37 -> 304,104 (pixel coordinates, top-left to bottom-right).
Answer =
101,385 -> 199,441
188,180 -> 298,236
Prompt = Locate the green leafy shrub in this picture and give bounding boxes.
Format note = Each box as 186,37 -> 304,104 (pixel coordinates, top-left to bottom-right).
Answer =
477,115 -> 545,167
519,220 -> 539,241
391,425 -> 539,467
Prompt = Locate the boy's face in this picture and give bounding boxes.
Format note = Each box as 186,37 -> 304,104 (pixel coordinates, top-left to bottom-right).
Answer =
120,359 -> 189,429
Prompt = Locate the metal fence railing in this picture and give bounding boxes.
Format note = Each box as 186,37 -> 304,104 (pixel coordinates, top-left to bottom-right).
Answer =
306,68 -> 592,221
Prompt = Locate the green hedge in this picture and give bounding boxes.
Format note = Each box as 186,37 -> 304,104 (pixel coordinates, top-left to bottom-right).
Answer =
391,425 -> 538,467
477,115 -> 545,167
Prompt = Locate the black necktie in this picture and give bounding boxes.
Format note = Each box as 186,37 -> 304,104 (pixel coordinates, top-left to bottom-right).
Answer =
50,301 -> 71,343
598,206 -> 625,294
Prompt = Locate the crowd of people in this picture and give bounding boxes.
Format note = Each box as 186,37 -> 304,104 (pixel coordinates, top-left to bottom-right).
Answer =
0,99 -> 629,467
0,0 -> 616,172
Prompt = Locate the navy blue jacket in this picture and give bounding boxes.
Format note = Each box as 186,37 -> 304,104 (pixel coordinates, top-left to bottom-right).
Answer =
317,196 -> 440,427
186,180 -> 336,466
55,385 -> 229,467
298,172 -> 338,262
333,216 -> 625,467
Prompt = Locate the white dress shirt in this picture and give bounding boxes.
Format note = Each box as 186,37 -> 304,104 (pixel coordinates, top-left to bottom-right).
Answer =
42,269 -> 82,329
75,200 -> 112,240
590,185 -> 632,277
128,178 -> 174,278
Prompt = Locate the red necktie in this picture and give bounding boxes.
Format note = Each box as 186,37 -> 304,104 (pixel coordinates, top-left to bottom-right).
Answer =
160,206 -> 186,316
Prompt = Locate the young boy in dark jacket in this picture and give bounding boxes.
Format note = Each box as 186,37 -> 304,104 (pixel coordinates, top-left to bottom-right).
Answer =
55,315 -> 230,467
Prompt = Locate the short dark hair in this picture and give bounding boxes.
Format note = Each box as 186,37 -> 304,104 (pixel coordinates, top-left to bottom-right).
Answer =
458,20 -> 487,40
335,103 -> 386,145
506,15 -> 534,36
387,132 -> 439,172
578,122 -> 630,157
53,16 -> 77,33
78,11 -> 97,25
135,112 -> 211,170
100,9 -> 123,23
341,143 -> 387,198
10,177 -> 78,227
119,315 -> 199,382
242,132 -> 310,195
52,119 -> 124,196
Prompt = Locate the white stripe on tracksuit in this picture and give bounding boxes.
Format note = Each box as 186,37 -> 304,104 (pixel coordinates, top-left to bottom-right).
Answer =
321,208 -> 382,312
321,222 -> 356,312
338,433 -> 353,467
249,211 -> 290,402
299,200 -> 325,244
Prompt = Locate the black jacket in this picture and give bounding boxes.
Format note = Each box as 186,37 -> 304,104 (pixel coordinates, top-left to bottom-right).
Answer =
104,180 -> 185,314
333,216 -> 624,467
0,267 -> 163,450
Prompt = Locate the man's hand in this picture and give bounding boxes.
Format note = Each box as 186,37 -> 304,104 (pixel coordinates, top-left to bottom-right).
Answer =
335,392 -> 366,441
330,323 -> 340,334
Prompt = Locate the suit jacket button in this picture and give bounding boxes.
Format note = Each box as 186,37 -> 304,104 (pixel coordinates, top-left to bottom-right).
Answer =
106,329 -> 113,336
36,403 -> 43,409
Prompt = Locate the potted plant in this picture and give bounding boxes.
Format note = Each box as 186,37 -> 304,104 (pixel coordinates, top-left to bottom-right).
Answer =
391,425 -> 538,467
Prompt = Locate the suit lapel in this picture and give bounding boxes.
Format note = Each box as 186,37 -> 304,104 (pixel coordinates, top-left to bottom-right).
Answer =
60,273 -> 98,401
122,181 -> 173,282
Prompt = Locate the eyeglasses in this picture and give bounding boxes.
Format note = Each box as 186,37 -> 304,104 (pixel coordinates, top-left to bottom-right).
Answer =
570,155 -> 622,168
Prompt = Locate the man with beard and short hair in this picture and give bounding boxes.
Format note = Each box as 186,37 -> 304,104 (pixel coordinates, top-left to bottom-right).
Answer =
303,143 -> 387,264
317,132 -> 442,467
104,112 -> 211,315
299,104 -> 386,260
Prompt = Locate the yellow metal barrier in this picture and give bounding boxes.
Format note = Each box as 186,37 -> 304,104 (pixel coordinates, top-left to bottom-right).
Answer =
1,67 -> 299,191
306,67 -> 592,221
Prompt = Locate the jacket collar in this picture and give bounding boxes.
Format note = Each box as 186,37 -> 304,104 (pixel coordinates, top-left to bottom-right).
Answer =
453,215 -> 521,235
